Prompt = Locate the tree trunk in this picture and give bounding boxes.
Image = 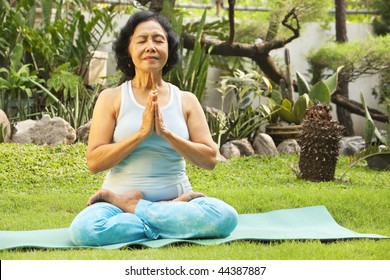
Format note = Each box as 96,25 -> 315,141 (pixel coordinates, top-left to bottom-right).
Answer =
335,0 -> 354,136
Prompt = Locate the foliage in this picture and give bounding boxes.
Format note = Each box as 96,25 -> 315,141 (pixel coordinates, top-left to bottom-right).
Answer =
166,10 -> 211,102
340,93 -> 390,179
361,93 -> 390,147
0,0 -> 115,127
207,70 -> 271,146
0,44 -> 44,120
268,0 -> 333,26
371,0 -> 390,35
22,1 -> 115,79
44,63 -> 100,129
307,35 -> 390,104
0,144 -> 389,259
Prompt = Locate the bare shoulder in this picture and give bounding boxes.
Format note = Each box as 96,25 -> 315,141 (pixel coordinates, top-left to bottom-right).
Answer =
97,85 -> 121,102
180,90 -> 201,107
179,90 -> 207,125
95,85 -> 122,118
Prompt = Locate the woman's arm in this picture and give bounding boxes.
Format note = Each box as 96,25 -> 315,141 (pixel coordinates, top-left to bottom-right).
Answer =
86,87 -> 156,174
155,91 -> 218,170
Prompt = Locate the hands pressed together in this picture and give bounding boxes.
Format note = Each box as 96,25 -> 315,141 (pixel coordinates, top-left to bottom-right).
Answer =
140,89 -> 168,138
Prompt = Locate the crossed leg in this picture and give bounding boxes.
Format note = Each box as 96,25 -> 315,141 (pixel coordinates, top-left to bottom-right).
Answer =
87,188 -> 206,213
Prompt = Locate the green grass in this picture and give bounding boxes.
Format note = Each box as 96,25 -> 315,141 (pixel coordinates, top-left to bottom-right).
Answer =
0,143 -> 389,260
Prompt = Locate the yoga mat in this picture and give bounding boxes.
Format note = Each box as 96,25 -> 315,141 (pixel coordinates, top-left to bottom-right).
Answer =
0,205 -> 386,250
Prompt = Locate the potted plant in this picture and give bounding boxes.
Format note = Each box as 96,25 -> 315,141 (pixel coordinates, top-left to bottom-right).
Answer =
263,48 -> 343,145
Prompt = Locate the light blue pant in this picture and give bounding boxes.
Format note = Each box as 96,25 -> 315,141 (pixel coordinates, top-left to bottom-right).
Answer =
69,197 -> 238,246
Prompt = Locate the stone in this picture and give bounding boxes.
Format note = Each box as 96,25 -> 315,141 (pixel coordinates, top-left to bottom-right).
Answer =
339,136 -> 365,156
277,139 -> 300,155
12,119 -> 37,144
12,115 -> 76,145
220,142 -> 241,159
230,138 -> 255,156
77,121 -> 91,144
216,152 -> 228,162
252,133 -> 279,156
0,109 -> 11,143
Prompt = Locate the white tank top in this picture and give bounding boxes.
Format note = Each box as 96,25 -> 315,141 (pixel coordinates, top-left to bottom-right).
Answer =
101,81 -> 192,201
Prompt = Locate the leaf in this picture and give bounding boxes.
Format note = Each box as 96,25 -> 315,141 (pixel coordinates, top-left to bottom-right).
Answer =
53,63 -> 71,74
41,0 -> 54,29
281,98 -> 292,111
364,119 -> 375,145
278,106 -> 297,123
309,81 -> 331,104
324,66 -> 344,95
196,9 -> 207,39
296,72 -> 311,96
0,0 -> 10,10
293,94 -> 309,124
262,76 -> 272,91
277,99 -> 297,123
270,90 -> 282,104
10,44 -> 24,68
360,92 -> 387,145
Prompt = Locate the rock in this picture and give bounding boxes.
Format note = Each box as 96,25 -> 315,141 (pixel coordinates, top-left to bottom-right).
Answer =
220,142 -> 241,159
339,136 -> 365,156
0,109 -> 11,143
12,115 -> 76,145
252,133 -> 279,156
77,121 -> 91,144
12,119 -> 37,144
216,152 -> 228,162
230,138 -> 255,156
277,139 -> 300,155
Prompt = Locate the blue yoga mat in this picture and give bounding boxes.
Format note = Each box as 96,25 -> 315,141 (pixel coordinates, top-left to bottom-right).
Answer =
0,205 -> 386,250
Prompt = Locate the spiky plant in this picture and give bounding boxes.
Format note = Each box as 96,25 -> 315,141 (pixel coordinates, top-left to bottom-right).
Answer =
298,104 -> 343,182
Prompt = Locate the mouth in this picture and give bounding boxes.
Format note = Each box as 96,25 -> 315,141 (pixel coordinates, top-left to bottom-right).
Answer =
144,56 -> 158,60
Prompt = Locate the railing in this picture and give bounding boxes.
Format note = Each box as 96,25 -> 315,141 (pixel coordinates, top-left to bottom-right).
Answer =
90,0 -> 378,14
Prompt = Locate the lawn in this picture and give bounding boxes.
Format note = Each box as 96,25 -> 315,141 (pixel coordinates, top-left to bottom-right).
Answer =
0,143 -> 389,260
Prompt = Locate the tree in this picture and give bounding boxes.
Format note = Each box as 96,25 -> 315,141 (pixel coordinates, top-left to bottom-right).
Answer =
335,0 -> 354,136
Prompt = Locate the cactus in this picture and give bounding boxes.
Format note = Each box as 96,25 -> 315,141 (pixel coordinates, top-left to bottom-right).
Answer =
298,104 -> 343,181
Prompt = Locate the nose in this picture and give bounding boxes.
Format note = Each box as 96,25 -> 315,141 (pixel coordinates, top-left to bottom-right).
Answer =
145,40 -> 156,52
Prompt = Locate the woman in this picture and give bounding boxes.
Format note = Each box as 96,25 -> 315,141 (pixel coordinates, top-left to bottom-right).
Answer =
69,11 -> 238,246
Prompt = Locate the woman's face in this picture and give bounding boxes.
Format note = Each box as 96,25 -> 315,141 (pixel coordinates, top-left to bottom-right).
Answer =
128,19 -> 169,74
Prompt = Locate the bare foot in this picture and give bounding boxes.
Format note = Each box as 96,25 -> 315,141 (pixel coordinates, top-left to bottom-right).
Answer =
87,189 -> 144,214
172,192 -> 206,202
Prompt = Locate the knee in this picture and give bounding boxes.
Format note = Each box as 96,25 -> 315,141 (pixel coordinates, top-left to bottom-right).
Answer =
69,215 -> 108,246
69,214 -> 94,246
68,206 -> 107,246
196,197 -> 238,238
217,203 -> 238,238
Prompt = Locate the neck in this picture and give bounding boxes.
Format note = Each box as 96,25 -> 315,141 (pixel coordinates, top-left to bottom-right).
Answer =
132,71 -> 163,90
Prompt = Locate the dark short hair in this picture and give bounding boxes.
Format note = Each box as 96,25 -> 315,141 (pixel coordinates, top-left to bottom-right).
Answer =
113,11 -> 180,80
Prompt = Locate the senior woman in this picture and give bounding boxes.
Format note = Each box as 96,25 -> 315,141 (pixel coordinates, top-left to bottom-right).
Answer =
69,11 -> 238,246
